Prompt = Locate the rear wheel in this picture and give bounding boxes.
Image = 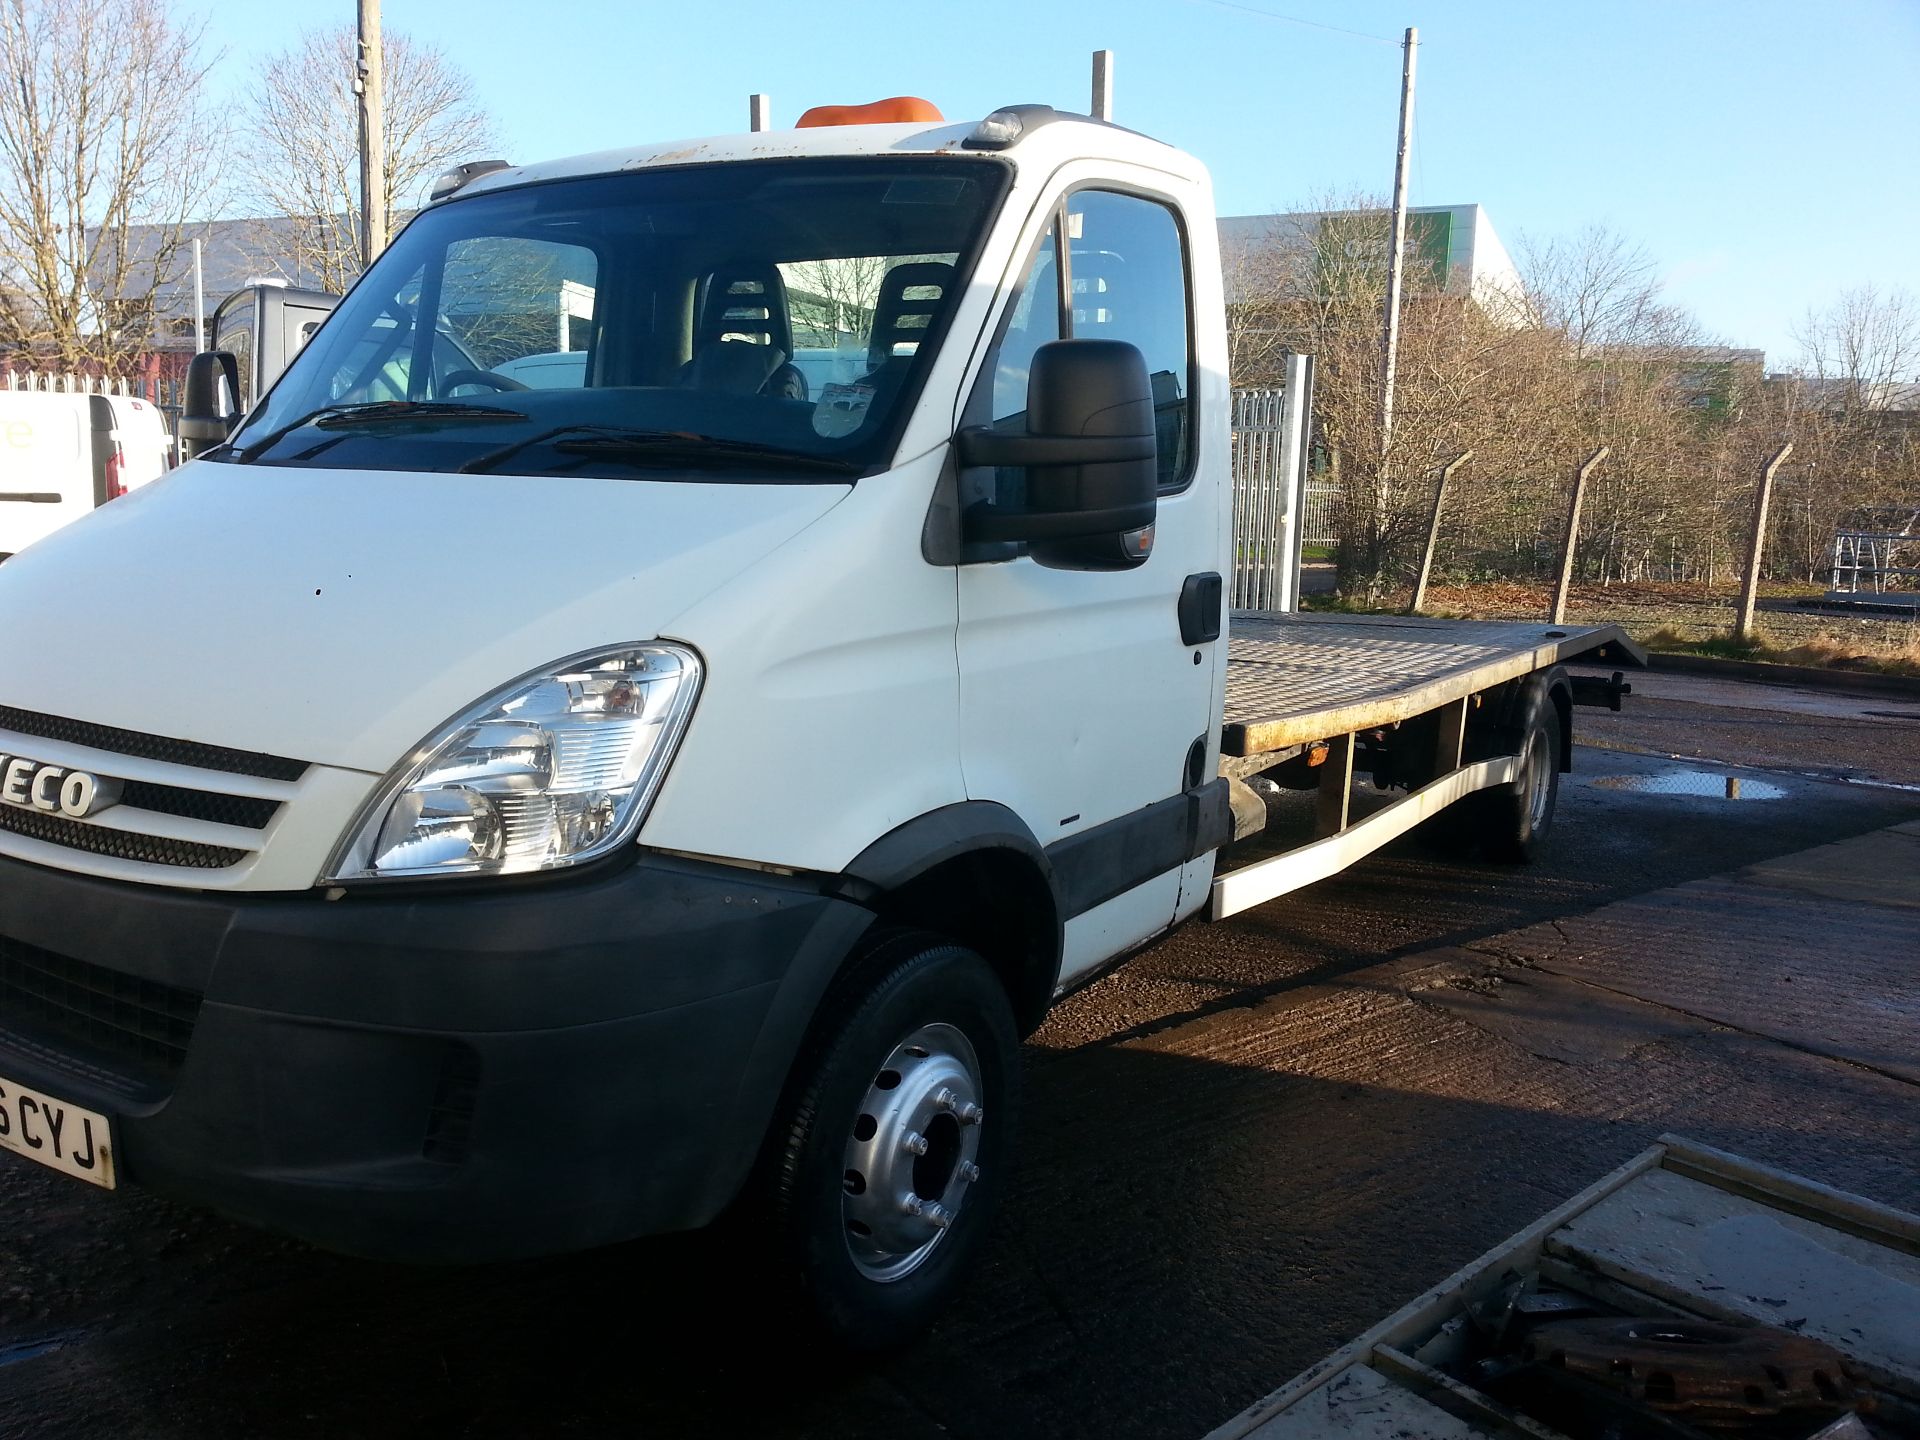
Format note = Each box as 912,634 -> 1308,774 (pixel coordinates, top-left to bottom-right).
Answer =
1469,701 -> 1562,863
766,929 -> 1018,1350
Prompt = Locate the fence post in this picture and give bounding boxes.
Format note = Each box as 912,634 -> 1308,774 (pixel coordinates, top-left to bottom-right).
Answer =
1407,449 -> 1472,615
1549,446 -> 1609,625
1734,443 -> 1794,641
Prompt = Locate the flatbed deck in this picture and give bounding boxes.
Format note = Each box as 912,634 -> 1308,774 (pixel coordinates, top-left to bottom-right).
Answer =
1207,613 -> 1648,921
1223,613 -> 1645,758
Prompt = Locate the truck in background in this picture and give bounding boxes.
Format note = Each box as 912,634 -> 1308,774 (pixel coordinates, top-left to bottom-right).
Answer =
206,281 -> 339,413
0,99 -> 1641,1347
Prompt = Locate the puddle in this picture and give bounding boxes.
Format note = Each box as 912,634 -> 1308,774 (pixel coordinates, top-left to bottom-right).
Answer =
0,1331 -> 82,1367
1590,770 -> 1788,800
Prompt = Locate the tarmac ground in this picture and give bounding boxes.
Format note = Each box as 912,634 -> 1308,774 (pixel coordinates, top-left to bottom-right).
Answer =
0,671 -> 1916,1439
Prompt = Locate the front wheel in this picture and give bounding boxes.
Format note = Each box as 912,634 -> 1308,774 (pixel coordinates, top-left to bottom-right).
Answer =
766,930 -> 1019,1350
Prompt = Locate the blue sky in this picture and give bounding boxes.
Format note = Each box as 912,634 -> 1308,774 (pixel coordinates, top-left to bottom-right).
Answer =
187,0 -> 1918,370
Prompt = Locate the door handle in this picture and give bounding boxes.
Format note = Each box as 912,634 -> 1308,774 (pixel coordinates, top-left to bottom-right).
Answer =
1179,572 -> 1222,645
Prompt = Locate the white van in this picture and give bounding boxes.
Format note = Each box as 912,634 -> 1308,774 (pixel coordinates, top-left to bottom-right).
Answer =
0,391 -> 171,558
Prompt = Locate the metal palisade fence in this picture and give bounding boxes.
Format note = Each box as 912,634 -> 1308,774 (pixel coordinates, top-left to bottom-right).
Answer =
1229,356 -> 1316,612
4,369 -> 133,395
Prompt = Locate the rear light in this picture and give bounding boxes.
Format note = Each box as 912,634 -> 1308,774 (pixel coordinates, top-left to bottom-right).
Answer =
103,444 -> 126,500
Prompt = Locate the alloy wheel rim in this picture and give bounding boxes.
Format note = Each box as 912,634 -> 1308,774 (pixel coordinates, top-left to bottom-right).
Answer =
1526,727 -> 1552,831
840,1021 -> 985,1283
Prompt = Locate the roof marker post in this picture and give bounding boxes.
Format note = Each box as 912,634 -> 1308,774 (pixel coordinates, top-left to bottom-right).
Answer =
1091,50 -> 1114,121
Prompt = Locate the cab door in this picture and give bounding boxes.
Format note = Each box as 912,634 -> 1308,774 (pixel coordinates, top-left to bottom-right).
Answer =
955,183 -> 1226,984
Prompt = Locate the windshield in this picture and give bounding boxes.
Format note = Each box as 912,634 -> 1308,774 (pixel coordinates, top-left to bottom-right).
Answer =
224,158 -> 1009,479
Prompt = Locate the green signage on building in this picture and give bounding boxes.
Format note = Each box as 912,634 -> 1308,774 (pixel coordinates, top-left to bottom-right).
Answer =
1313,210 -> 1452,296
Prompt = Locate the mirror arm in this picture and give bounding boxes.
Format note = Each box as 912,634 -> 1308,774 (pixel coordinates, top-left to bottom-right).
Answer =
954,426 -> 1154,468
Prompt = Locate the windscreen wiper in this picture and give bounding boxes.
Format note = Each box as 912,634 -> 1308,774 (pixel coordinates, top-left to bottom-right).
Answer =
228,401 -> 529,464
457,424 -> 863,476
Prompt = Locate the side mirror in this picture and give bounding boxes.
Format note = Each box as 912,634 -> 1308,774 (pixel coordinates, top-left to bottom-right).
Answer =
178,351 -> 241,458
957,339 -> 1157,569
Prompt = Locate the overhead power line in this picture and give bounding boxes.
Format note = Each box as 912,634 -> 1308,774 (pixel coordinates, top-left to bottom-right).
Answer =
1184,0 -> 1400,45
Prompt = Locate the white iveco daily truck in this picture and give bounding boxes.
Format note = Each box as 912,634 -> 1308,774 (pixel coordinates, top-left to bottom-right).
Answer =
0,99 -> 1638,1345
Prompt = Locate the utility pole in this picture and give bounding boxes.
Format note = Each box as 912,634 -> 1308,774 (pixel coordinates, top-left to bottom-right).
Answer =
1735,443 -> 1794,641
749,94 -> 772,132
1091,50 -> 1115,121
355,0 -> 387,270
1377,26 -> 1417,457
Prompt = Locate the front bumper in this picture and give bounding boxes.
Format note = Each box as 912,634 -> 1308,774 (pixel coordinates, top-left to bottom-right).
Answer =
0,848 -> 873,1261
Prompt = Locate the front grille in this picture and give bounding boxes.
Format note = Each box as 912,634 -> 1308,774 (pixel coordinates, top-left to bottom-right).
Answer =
118,781 -> 278,830
0,806 -> 246,869
0,936 -> 202,1086
0,704 -> 308,782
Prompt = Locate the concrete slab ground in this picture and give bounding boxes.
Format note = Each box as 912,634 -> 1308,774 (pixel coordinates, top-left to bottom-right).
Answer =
1,684 -> 1916,1439
1421,819 -> 1920,1085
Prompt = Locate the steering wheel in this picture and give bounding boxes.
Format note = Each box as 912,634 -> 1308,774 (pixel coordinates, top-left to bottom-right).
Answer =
441,368 -> 532,394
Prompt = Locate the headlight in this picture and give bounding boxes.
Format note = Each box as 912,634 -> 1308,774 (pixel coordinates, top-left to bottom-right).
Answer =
326,644 -> 701,882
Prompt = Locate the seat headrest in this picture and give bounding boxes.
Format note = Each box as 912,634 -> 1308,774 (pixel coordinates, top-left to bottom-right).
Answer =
867,261 -> 954,369
697,264 -> 794,358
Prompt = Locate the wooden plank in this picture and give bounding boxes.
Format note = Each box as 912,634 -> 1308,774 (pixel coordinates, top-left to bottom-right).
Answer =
1202,1146 -> 1667,1440
1371,1348 -> 1572,1440
1314,732 -> 1354,837
1544,1166 -> 1920,1395
1240,1364 -> 1497,1440
1221,614 -> 1645,758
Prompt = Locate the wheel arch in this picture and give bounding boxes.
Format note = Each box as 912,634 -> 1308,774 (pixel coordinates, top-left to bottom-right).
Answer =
835,802 -> 1063,1036
1471,665 -> 1572,772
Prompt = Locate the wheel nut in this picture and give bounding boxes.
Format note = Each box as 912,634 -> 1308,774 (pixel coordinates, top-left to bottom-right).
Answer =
933,1088 -> 956,1111
959,1161 -> 981,1183
903,1131 -> 929,1156
923,1203 -> 954,1230
957,1102 -> 983,1126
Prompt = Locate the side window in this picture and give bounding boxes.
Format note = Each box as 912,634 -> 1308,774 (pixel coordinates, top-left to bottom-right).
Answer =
984,226 -> 1062,428
1065,191 -> 1193,489
221,322 -> 255,411
322,265 -> 424,403
970,192 -> 1193,490
435,236 -> 599,391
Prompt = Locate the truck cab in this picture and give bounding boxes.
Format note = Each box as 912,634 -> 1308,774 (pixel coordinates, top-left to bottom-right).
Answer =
206,281 -> 339,412
0,102 -> 1604,1346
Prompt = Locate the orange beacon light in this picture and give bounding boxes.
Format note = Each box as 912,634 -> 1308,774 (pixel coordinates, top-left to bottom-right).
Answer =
795,97 -> 946,128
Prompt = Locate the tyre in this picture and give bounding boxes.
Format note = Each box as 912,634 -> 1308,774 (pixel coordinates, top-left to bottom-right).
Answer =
766,929 -> 1019,1350
1470,699 -> 1562,863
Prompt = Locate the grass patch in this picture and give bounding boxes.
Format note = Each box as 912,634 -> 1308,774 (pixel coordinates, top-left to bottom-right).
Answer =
1642,623 -> 1920,678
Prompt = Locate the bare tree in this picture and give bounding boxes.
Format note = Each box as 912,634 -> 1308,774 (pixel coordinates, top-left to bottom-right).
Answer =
0,0 -> 221,370
1517,225 -> 1695,360
1790,285 -> 1920,410
240,26 -> 497,294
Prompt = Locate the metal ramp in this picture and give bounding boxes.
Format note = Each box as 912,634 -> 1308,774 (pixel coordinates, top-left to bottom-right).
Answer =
1205,1138 -> 1920,1440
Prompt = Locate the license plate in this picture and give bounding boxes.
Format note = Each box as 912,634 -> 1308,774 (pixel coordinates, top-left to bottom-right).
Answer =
0,1073 -> 115,1189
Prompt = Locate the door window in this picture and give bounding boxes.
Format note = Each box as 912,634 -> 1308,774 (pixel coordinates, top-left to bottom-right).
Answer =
983,226 -> 1062,427
220,321 -> 254,411
1063,191 -> 1193,490
973,191 -> 1193,490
